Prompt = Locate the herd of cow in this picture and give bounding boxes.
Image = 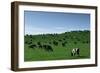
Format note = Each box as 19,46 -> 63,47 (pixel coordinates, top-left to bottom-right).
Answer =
26,41 -> 55,52
25,40 -> 80,56
29,44 -> 53,52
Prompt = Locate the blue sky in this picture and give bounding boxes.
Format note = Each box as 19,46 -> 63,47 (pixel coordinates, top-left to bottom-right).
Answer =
24,11 -> 90,35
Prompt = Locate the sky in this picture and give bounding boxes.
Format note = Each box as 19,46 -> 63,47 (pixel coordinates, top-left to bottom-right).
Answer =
24,11 -> 90,35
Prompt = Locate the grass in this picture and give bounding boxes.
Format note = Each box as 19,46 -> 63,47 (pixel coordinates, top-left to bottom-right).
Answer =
24,30 -> 90,61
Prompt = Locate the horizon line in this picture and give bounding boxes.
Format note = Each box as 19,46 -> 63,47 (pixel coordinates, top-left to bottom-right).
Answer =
25,30 -> 90,35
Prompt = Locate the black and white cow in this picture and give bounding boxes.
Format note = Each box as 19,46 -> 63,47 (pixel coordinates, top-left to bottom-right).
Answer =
71,48 -> 80,56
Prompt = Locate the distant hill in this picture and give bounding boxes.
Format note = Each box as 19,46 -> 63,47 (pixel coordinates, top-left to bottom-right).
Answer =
25,30 -> 90,45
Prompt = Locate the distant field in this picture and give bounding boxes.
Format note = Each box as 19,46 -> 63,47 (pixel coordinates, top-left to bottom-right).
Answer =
24,30 -> 90,61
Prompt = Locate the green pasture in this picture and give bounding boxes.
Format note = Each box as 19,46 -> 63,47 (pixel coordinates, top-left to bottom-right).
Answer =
24,31 -> 90,61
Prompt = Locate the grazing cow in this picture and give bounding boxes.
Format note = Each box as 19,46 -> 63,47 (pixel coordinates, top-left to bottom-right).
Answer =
53,41 -> 58,46
29,44 -> 37,49
46,45 -> 53,52
58,39 -> 62,42
71,48 -> 80,56
25,41 -> 28,44
62,43 -> 66,47
43,45 -> 53,52
49,42 -> 52,44
38,45 -> 42,48
28,42 -> 32,45
63,38 -> 66,40
37,42 -> 41,45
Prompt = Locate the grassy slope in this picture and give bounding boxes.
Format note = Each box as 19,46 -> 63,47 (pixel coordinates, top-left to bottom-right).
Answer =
24,31 -> 90,61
